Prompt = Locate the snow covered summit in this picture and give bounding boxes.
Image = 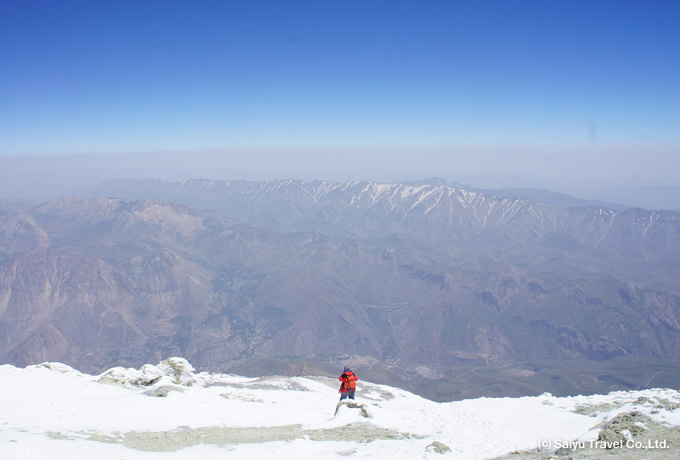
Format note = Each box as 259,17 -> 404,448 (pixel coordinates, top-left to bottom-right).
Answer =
1,358 -> 678,459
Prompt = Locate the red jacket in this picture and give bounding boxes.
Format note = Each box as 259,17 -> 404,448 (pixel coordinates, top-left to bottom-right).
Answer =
339,371 -> 358,392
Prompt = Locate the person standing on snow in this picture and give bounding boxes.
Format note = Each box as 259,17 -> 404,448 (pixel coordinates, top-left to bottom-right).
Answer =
339,366 -> 358,400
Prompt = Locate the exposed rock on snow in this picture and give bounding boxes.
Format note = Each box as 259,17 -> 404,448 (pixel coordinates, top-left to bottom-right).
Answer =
495,393 -> 680,459
335,400 -> 370,417
49,424 -> 416,452
427,440 -> 452,454
95,357 -> 195,397
597,411 -> 650,445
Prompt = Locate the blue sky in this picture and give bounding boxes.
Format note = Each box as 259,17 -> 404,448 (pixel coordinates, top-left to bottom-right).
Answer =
1,0 -> 679,189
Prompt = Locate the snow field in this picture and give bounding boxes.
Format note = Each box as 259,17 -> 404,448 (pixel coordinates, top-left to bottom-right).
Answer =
1,359 -> 679,459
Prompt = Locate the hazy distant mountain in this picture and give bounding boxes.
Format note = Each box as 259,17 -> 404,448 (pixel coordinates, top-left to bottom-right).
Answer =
1,179 -> 679,401
409,178 -> 627,209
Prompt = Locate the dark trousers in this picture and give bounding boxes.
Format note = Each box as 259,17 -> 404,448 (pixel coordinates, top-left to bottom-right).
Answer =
340,390 -> 355,400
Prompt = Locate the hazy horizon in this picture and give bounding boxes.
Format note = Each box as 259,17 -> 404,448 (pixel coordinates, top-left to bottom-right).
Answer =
1,145 -> 679,212
1,1 -> 678,209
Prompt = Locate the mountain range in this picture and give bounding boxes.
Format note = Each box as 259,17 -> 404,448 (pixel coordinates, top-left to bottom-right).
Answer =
1,178 -> 679,401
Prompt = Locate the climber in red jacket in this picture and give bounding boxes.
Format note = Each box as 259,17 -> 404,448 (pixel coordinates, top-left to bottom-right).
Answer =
339,366 -> 358,400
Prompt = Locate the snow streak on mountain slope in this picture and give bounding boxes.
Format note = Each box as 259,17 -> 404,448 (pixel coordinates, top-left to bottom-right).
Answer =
1,358 -> 679,459
89,178 -> 680,252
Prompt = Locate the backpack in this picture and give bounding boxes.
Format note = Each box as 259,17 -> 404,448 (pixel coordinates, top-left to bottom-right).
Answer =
344,372 -> 357,390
